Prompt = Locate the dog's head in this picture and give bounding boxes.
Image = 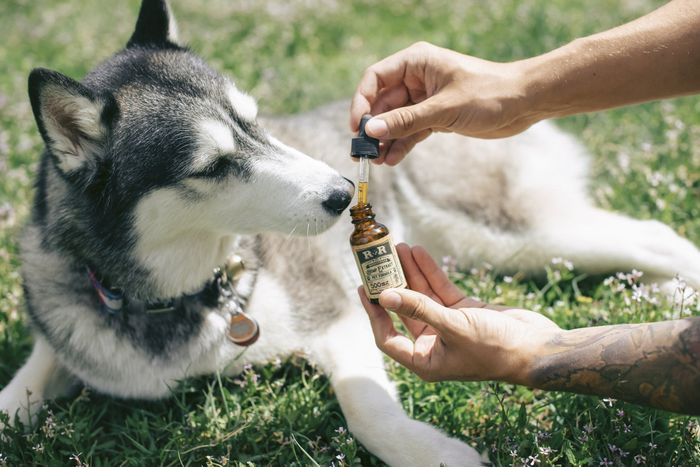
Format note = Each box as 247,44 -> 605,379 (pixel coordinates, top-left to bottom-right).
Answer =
28,0 -> 354,297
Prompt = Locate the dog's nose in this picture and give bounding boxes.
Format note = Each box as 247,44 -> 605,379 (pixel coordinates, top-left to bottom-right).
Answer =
322,188 -> 353,215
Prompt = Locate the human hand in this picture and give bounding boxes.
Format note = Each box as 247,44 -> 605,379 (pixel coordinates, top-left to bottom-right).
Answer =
358,244 -> 561,383
350,42 -> 537,165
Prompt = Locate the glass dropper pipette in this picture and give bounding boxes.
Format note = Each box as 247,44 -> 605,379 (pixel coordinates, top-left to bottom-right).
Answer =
351,115 -> 379,206
357,156 -> 369,206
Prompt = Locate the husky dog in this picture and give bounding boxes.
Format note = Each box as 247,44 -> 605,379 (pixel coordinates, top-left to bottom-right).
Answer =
3,0 -> 700,465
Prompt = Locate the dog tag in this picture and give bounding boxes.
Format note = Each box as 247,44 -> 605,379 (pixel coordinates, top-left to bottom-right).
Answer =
228,311 -> 260,346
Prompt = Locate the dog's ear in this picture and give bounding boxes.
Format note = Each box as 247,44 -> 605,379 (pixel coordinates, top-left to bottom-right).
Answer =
28,68 -> 117,175
127,0 -> 180,48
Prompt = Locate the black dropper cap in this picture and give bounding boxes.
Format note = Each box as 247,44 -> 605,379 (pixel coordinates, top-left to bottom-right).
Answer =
351,114 -> 379,159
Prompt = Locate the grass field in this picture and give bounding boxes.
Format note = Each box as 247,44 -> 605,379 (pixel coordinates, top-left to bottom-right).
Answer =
1,0 -> 700,465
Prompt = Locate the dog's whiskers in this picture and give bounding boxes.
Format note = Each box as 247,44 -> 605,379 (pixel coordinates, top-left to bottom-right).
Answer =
277,223 -> 298,250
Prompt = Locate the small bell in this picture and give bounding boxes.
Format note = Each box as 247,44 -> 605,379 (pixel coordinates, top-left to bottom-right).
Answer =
227,311 -> 260,346
224,255 -> 246,283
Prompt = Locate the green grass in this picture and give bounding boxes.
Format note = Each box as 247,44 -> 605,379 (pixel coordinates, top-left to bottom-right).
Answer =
1,0 -> 699,465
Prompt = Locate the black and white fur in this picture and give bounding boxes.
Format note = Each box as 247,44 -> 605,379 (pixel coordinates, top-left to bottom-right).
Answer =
3,1 -> 700,465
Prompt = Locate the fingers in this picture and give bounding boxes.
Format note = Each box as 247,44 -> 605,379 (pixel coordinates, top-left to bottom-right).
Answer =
357,287 -> 418,369
402,245 -> 509,311
350,49 -> 412,132
383,129 -> 433,166
396,243 -> 439,301
378,288 -> 452,334
369,85 -> 411,117
410,246 -> 466,306
350,41 -> 435,132
366,99 -> 438,140
350,43 -> 443,165
394,243 -> 437,337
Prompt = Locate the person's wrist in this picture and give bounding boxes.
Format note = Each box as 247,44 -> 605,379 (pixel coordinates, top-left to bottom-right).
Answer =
505,326 -> 563,386
507,58 -> 556,127
516,38 -> 590,122
500,60 -> 544,130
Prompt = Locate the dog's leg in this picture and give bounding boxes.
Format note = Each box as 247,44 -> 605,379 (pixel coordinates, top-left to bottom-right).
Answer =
0,336 -> 76,429
309,306 -> 483,467
526,208 -> 700,290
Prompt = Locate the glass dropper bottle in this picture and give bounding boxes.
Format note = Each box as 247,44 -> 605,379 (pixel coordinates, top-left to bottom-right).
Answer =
349,115 -> 407,303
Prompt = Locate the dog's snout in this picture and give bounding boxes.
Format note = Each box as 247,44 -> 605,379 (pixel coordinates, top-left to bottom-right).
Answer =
322,189 -> 353,215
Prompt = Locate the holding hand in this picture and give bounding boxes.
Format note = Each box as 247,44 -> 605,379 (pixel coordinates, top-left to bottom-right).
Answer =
350,42 -> 535,165
358,244 -> 560,383
360,245 -> 700,415
351,2 -> 700,166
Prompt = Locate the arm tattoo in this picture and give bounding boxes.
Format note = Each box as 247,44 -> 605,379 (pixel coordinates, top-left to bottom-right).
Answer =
529,317 -> 700,415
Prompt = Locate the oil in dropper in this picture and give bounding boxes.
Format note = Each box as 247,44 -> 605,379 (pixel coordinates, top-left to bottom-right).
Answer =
349,115 -> 407,304
357,157 -> 369,206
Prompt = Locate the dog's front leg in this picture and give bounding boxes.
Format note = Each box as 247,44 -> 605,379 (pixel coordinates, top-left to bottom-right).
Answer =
0,335 -> 75,429
309,305 -> 483,467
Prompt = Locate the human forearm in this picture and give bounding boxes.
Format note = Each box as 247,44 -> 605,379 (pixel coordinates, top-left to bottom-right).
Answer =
525,317 -> 700,415
519,0 -> 700,120
361,248 -> 700,414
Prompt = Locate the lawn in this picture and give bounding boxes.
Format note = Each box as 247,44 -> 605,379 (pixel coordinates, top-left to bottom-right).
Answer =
1,0 -> 699,465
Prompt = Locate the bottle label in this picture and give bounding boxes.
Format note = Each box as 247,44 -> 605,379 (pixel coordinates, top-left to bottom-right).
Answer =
351,235 -> 407,300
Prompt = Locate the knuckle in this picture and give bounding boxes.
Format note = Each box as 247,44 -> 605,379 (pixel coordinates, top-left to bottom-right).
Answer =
360,67 -> 381,89
364,64 -> 379,77
373,338 -> 387,352
411,41 -> 432,53
393,109 -> 416,133
456,308 -> 478,334
365,61 -> 389,81
406,295 -> 427,321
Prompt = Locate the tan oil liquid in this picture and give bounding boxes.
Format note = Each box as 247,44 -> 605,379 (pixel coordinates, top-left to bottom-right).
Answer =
357,181 -> 368,206
349,204 -> 407,304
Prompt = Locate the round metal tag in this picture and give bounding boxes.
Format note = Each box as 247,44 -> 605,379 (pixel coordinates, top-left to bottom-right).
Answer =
227,311 -> 260,346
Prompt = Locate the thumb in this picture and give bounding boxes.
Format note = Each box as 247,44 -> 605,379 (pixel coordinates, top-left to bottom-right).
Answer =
366,99 -> 438,140
379,288 -> 451,332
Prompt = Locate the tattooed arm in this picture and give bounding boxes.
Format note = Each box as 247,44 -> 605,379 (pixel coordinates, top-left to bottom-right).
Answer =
360,245 -> 700,415
528,318 -> 700,415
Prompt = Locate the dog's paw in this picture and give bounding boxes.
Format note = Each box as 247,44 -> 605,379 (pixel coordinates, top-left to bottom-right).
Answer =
379,419 -> 485,467
428,434 -> 486,467
0,386 -> 41,431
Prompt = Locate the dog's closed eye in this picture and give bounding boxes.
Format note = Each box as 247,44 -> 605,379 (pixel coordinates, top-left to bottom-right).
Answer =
190,155 -> 243,180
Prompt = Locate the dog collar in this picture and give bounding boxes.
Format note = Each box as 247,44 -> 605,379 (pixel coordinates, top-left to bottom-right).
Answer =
86,252 -> 260,346
87,267 -> 124,314
213,258 -> 260,346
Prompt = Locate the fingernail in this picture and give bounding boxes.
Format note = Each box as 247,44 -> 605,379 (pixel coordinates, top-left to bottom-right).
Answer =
380,290 -> 402,311
366,118 -> 388,137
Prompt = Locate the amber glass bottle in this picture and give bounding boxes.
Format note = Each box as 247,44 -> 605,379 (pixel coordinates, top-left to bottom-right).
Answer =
350,204 -> 407,303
